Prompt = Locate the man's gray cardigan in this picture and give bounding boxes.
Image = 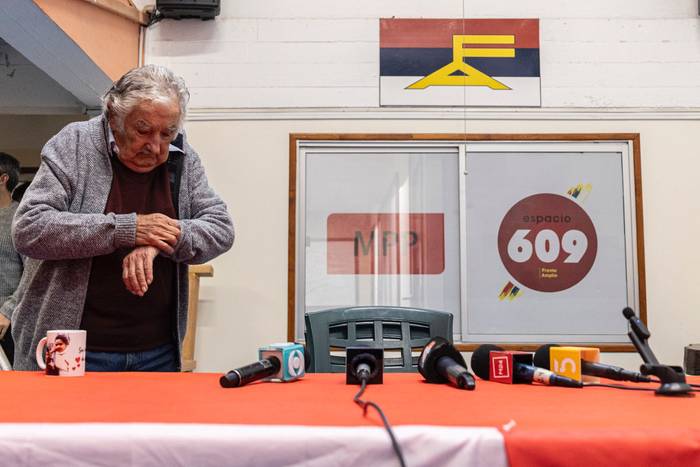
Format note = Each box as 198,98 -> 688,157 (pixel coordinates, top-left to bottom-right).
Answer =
10,115 -> 234,370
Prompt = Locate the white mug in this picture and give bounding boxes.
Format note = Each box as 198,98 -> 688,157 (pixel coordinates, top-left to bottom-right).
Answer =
35,330 -> 86,376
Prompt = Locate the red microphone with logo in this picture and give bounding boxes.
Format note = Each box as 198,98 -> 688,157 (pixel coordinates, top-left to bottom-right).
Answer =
471,344 -> 582,388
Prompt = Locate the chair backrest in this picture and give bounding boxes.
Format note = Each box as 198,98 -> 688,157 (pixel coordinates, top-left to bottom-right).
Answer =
304,306 -> 453,373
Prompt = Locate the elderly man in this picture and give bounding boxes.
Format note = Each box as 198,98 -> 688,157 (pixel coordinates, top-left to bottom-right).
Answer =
0,152 -> 23,366
11,65 -> 234,371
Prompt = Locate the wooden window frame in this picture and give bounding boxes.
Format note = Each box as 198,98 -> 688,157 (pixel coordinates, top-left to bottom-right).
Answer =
288,133 -> 645,352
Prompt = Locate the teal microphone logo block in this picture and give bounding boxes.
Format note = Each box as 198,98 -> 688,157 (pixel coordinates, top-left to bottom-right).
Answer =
259,343 -> 305,382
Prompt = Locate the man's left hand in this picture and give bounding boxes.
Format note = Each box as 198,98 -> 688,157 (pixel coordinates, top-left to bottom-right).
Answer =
122,246 -> 159,296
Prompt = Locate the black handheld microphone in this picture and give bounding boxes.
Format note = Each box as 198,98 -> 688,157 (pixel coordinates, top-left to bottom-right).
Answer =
418,337 -> 475,390
220,356 -> 281,388
220,343 -> 305,388
471,344 -> 582,388
533,344 -> 652,383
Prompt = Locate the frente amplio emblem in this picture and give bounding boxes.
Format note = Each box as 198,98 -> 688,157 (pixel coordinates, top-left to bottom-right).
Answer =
379,18 -> 541,107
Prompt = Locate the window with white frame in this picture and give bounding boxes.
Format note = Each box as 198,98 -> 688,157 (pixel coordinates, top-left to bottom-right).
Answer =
291,136 -> 643,349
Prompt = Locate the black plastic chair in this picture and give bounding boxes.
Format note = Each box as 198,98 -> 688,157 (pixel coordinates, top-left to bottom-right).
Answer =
304,306 -> 453,373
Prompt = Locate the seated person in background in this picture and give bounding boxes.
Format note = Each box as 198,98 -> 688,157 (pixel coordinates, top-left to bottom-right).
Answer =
11,65 -> 235,372
0,152 -> 23,366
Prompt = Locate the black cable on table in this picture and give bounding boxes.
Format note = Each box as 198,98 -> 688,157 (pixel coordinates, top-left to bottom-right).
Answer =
585,382 -> 699,392
353,379 -> 407,467
647,379 -> 700,389
583,382 -> 657,391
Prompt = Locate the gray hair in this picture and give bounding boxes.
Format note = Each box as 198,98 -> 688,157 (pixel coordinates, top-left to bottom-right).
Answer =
102,64 -> 190,134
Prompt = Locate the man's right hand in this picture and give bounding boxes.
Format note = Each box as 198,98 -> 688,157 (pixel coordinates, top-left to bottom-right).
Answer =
122,246 -> 160,296
135,213 -> 180,255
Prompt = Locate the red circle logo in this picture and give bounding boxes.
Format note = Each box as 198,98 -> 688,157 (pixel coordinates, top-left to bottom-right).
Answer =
497,194 -> 597,292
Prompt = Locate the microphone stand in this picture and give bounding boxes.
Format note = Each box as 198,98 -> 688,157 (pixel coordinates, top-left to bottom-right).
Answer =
623,308 -> 692,396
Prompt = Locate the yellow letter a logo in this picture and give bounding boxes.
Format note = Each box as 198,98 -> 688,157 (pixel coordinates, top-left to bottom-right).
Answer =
407,35 -> 514,90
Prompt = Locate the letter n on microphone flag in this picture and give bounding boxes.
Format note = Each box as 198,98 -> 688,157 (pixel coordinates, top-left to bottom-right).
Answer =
379,18 -> 541,107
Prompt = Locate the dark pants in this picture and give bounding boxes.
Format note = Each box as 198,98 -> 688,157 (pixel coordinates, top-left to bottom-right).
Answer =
86,342 -> 179,372
0,326 -> 14,366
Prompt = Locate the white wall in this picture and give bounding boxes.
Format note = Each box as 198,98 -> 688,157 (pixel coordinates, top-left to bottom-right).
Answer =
146,0 -> 700,109
141,0 -> 700,372
185,117 -> 700,372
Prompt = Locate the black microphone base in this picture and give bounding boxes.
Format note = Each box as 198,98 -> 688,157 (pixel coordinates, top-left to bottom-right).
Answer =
655,382 -> 694,397
641,364 -> 694,396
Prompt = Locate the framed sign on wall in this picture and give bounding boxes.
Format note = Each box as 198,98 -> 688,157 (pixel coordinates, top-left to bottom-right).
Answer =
289,134 -> 645,351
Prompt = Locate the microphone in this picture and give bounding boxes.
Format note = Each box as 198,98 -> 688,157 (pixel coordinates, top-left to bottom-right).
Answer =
533,344 -> 652,383
346,347 -> 384,385
471,344 -> 582,388
621,308 -> 693,396
220,343 -> 305,388
622,307 -> 659,364
418,337 -> 475,390
220,357 -> 280,388
623,307 -> 650,338
346,347 -> 405,467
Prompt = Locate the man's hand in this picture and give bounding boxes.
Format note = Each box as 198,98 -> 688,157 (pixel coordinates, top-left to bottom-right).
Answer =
135,213 -> 180,255
0,314 -> 10,340
122,246 -> 160,296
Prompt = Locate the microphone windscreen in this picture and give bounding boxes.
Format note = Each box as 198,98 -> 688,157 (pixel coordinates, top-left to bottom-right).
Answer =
418,337 -> 467,384
533,344 -> 560,369
622,307 -> 635,319
470,344 -> 503,380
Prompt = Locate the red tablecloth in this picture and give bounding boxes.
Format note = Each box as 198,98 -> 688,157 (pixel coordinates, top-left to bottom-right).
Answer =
1,372 -> 698,466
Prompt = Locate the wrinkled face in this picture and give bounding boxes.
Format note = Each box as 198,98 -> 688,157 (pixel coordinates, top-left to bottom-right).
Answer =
110,100 -> 180,173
